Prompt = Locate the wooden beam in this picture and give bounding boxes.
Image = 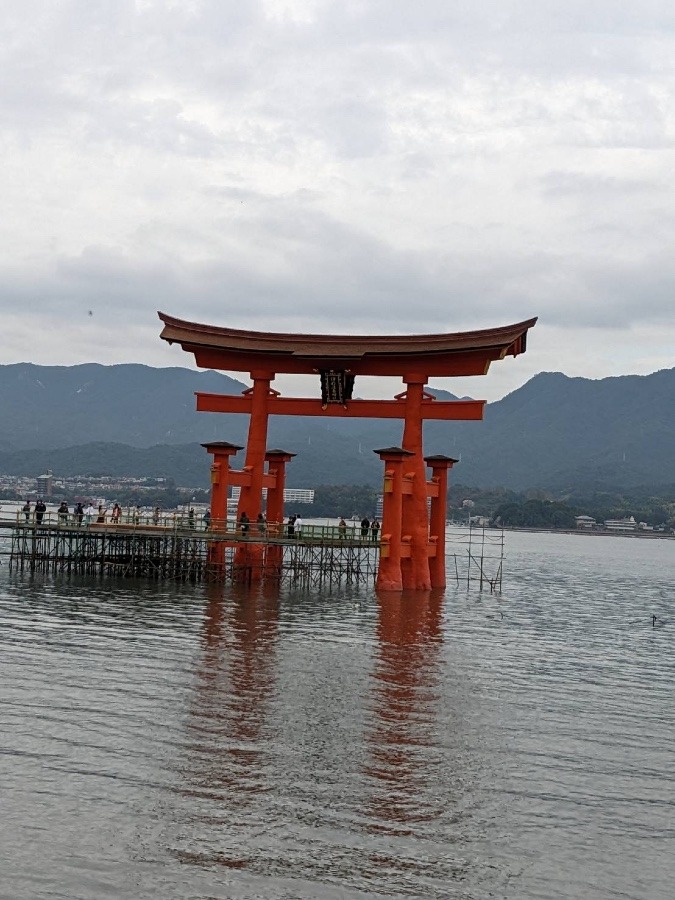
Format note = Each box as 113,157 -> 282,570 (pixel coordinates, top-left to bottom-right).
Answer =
229,470 -> 277,488
196,392 -> 485,421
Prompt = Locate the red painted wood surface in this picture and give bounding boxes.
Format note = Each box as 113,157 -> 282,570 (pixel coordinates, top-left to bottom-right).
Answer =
196,392 -> 485,420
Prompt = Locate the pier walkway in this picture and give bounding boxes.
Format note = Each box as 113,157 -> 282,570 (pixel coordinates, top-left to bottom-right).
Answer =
3,513 -> 380,587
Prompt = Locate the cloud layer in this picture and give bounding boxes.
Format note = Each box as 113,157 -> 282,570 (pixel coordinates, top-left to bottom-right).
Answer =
1,0 -> 674,399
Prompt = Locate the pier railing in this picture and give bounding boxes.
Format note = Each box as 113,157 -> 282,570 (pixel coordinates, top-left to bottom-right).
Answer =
12,511 -> 380,545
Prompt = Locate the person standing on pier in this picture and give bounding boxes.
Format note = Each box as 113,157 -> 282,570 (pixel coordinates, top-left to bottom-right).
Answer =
239,511 -> 250,536
84,502 -> 96,526
256,512 -> 266,535
57,501 -> 69,525
35,499 -> 46,526
75,502 -> 84,526
371,518 -> 380,541
287,515 -> 295,537
294,514 -> 303,538
360,516 -> 370,539
203,509 -> 211,530
339,518 -> 347,539
22,500 -> 31,523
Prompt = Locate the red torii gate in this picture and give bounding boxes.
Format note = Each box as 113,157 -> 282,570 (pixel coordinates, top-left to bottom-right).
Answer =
159,313 -> 536,591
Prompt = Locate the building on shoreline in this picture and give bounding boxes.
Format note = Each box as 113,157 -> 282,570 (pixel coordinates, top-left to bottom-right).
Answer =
604,516 -> 637,532
575,515 -> 596,529
230,486 -> 315,505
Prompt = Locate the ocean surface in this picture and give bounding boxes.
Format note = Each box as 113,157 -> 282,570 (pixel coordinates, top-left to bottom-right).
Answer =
0,529 -> 673,899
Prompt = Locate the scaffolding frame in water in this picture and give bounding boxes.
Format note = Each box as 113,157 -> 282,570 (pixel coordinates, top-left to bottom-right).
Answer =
446,524 -> 505,592
8,524 -> 380,589
274,541 -> 379,588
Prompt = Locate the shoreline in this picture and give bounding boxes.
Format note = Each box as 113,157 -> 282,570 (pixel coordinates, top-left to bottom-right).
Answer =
492,525 -> 674,540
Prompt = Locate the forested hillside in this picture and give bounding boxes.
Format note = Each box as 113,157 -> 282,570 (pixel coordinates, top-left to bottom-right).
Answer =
0,363 -> 672,491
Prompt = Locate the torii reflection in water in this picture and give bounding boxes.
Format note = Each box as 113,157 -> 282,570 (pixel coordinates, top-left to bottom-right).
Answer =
180,583 -> 281,818
363,589 -> 447,835
175,585 -> 477,890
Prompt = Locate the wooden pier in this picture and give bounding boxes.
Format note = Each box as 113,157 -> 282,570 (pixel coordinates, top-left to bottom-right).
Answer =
6,515 -> 380,588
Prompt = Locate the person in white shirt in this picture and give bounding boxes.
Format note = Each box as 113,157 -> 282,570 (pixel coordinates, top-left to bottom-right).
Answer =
294,515 -> 303,537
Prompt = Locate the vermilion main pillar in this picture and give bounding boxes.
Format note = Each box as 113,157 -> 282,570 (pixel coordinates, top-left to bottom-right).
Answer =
237,371 -> 275,523
401,375 -> 432,591
233,372 -> 275,582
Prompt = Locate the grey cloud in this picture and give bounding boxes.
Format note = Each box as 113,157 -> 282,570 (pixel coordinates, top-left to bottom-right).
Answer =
308,99 -> 389,159
540,171 -> 661,197
83,98 -> 222,156
5,212 -> 672,336
4,0 -> 671,165
318,1 -> 675,41
1,0 -> 674,385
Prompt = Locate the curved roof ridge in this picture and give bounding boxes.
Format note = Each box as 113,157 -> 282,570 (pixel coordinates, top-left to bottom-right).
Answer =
159,311 -> 537,348
158,311 -> 537,375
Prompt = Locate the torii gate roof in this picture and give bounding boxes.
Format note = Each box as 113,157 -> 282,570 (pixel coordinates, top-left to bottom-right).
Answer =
158,312 -> 537,377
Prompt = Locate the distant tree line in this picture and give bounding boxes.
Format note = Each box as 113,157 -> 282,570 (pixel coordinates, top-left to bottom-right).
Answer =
309,482 -> 673,528
310,484 -> 380,518
451,483 -> 675,529
491,498 -> 577,529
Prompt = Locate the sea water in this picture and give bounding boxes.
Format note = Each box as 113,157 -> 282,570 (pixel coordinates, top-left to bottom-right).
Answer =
0,530 -> 673,899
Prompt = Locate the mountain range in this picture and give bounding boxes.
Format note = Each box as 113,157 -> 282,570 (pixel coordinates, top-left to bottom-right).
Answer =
0,362 -> 672,491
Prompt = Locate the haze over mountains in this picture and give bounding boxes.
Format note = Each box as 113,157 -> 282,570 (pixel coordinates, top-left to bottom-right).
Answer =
0,363 -> 672,491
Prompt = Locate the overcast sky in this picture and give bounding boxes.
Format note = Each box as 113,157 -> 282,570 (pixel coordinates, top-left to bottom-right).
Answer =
2,0 -> 674,401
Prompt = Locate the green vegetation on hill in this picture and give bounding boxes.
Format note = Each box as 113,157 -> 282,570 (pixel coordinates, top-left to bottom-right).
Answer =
311,485 -> 379,518
492,498 -> 578,529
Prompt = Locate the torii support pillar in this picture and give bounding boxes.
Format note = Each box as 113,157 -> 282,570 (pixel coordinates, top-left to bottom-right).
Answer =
202,441 -> 243,569
264,449 -> 296,577
425,454 -> 458,590
202,441 -> 243,526
374,447 -> 414,592
265,449 -> 295,533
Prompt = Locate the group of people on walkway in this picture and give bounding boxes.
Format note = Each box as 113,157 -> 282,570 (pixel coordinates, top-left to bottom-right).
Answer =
21,500 -> 139,527
23,501 -> 383,541
20,501 -> 382,542
234,511 -> 379,541
31,500 -> 109,526
22,499 -> 47,525
360,516 -> 380,540
237,512 -> 269,536
337,516 -> 379,540
286,514 -> 302,537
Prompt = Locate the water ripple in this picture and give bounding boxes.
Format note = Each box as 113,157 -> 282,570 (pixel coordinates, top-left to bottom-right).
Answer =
0,532 -> 673,898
